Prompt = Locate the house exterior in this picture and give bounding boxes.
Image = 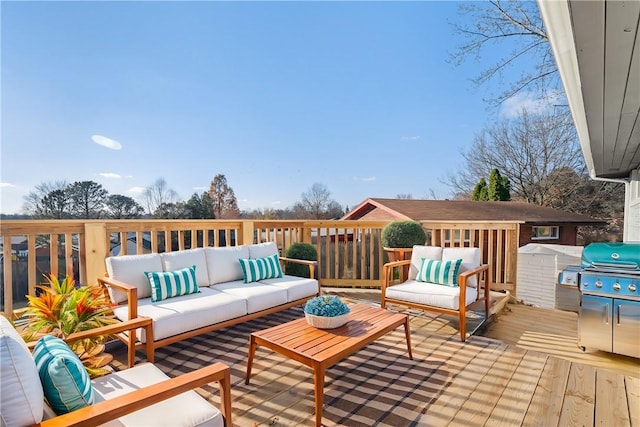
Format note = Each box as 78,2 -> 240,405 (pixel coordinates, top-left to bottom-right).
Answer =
342,198 -> 605,247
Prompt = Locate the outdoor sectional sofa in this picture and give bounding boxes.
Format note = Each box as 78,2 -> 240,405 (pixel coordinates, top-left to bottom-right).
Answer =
98,242 -> 319,365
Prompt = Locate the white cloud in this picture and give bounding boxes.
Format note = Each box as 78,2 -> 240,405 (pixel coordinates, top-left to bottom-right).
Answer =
192,186 -> 208,191
99,172 -> 122,179
271,201 -> 281,205
127,186 -> 146,195
500,90 -> 564,118
92,135 -> 122,150
0,182 -> 16,188
400,136 -> 421,142
353,176 -> 376,182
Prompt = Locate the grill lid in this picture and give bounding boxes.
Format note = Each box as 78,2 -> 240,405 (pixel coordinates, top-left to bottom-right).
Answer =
581,242 -> 640,271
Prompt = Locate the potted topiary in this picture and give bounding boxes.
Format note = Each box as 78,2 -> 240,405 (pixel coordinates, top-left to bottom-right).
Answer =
21,273 -> 117,377
381,220 -> 427,262
304,295 -> 351,329
284,242 -> 317,278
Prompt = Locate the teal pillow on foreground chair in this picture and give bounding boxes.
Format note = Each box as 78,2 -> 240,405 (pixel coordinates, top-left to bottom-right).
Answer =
33,335 -> 94,415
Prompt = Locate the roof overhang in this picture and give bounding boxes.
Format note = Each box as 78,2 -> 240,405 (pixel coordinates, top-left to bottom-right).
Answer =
537,0 -> 640,179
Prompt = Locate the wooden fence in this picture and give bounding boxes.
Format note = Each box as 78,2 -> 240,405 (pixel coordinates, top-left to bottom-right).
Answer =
1,219 -> 519,316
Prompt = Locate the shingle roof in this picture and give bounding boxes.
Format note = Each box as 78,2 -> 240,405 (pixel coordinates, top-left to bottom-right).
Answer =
346,198 -> 605,225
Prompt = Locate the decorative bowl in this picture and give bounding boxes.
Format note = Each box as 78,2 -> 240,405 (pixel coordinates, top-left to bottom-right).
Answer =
305,313 -> 349,329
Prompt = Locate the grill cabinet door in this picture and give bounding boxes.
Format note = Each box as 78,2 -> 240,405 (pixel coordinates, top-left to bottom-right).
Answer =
579,295 -> 613,352
613,299 -> 640,358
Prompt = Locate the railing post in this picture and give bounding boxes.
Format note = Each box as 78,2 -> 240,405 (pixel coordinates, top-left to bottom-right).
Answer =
241,221 -> 255,245
84,222 -> 109,286
303,224 -> 312,243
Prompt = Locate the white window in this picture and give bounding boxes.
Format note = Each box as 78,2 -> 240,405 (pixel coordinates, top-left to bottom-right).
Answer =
531,226 -> 559,240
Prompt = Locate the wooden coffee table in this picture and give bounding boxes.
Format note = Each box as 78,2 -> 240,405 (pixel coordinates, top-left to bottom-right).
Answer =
245,304 -> 413,427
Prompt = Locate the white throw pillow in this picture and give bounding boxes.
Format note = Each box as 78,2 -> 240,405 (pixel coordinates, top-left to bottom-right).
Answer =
0,315 -> 44,426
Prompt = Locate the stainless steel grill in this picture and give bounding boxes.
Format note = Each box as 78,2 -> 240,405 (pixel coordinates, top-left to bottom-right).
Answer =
578,243 -> 640,358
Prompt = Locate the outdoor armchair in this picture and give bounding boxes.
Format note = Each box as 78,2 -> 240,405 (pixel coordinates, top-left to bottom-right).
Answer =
381,245 -> 491,342
1,314 -> 232,427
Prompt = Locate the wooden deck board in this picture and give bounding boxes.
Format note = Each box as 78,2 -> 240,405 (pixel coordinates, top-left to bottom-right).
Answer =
596,369 -> 632,426
558,363 -> 596,427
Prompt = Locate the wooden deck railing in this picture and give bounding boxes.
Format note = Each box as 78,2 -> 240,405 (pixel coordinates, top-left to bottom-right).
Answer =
1,219 -> 519,316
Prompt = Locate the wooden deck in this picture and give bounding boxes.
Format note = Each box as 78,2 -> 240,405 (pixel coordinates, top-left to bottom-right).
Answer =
109,290 -> 639,426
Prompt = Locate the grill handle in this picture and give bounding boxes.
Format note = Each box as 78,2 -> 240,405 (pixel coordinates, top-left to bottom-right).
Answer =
590,261 -> 638,269
604,304 -> 609,324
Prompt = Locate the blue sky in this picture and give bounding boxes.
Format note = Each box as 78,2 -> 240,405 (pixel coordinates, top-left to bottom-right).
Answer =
1,1 -> 534,215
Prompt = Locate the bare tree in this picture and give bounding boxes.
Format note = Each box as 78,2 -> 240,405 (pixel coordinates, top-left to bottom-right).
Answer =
208,174 -> 240,219
446,110 -> 583,205
450,0 -> 560,106
22,180 -> 69,216
142,178 -> 179,215
396,194 -> 414,200
298,183 -> 343,219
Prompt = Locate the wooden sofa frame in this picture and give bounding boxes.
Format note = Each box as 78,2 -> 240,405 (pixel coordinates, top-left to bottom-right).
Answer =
26,318 -> 232,427
381,259 -> 491,342
98,257 -> 318,364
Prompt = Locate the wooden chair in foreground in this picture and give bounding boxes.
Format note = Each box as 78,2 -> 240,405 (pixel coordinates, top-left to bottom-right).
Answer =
381,245 -> 491,342
1,315 -> 232,427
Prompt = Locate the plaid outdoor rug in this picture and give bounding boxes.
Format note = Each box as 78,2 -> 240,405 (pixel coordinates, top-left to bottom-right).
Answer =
110,306 -> 495,427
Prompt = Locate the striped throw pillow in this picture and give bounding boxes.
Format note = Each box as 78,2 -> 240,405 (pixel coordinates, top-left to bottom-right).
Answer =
238,253 -> 283,283
33,335 -> 94,415
417,258 -> 463,287
145,265 -> 200,302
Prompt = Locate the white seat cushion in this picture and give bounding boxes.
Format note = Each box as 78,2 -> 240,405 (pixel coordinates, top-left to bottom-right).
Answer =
92,363 -> 222,427
261,275 -> 319,302
408,246 -> 443,280
205,246 -> 249,285
160,248 -> 209,287
212,280 -> 288,314
385,280 -> 478,310
0,315 -> 44,426
106,254 -> 162,303
112,287 -> 247,343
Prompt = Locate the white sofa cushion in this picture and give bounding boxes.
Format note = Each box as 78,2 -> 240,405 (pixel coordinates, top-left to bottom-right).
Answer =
91,363 -> 223,427
262,276 -> 319,302
106,253 -> 162,303
213,280 -> 288,314
408,246 -> 443,280
160,248 -> 209,287
112,287 -> 247,343
205,246 -> 249,285
0,315 -> 44,426
249,242 -> 279,259
443,247 -> 481,287
385,280 -> 478,310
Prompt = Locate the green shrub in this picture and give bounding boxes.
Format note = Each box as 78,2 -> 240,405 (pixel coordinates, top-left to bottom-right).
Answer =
381,220 -> 426,248
284,242 -> 318,278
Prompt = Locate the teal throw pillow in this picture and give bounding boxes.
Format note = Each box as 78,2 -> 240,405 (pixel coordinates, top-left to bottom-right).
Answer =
145,265 -> 200,302
239,253 -> 283,283
33,335 -> 94,415
417,258 -> 463,287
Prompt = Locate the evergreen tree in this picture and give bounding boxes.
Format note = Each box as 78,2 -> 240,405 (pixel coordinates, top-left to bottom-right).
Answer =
471,178 -> 489,201
487,169 -> 511,201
